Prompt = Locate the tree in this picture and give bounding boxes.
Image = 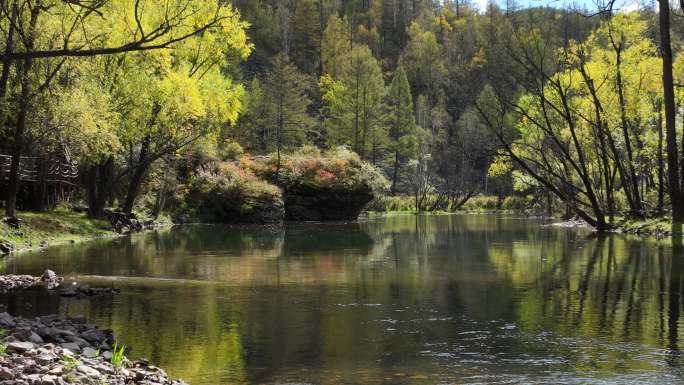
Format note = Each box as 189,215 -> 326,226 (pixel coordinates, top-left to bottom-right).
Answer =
321,44 -> 386,160
476,15 -> 663,229
262,53 -> 315,175
386,65 -> 416,195
0,0 -> 251,218
321,14 -> 352,79
116,56 -> 246,214
658,0 -> 683,223
402,21 -> 447,107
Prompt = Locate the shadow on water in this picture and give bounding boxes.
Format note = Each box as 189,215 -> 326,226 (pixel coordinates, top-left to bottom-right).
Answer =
2,215 -> 684,384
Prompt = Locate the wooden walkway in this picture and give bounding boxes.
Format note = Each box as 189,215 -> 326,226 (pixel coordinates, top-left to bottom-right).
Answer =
0,154 -> 78,184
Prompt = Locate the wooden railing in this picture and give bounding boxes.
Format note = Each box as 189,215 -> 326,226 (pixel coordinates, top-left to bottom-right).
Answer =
0,154 -> 78,184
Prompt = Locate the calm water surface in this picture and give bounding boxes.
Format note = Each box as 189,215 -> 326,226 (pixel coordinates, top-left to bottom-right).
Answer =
2,214 -> 684,384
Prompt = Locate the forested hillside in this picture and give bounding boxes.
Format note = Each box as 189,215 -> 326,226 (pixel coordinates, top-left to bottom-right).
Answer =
230,0 -> 604,208
1,0 -> 684,232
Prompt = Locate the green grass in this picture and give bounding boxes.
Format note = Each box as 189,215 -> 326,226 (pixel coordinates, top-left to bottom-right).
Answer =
110,342 -> 128,370
0,207 -> 115,252
614,216 -> 674,234
0,329 -> 6,355
60,354 -> 81,371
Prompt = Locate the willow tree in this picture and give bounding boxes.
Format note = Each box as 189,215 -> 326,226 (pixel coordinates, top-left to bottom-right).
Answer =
477,15 -> 662,230
0,0 -> 251,218
116,45 -> 250,214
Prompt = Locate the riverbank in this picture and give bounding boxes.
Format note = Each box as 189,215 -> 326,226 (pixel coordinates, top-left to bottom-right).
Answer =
0,210 -> 114,255
0,312 -> 186,385
551,215 -> 678,238
0,209 -> 172,256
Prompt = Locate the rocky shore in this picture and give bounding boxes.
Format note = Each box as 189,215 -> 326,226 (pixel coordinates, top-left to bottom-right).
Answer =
0,270 -> 119,299
0,312 -> 186,385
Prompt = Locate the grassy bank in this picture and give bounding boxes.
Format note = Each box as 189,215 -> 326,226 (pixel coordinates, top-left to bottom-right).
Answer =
367,194 -> 537,214
613,217 -> 674,236
0,208 -> 117,253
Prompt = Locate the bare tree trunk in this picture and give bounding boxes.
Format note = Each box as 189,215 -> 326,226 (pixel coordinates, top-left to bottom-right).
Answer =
658,104 -> 665,212
5,5 -> 40,219
122,137 -> 151,214
87,157 -> 114,218
0,2 -> 17,108
659,0 -> 683,223
391,150 -> 400,195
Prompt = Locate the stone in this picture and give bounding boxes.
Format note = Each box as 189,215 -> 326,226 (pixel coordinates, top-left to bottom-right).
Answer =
0,312 -> 15,327
0,240 -> 13,255
0,367 -> 14,380
7,341 -> 35,354
53,329 -> 75,337
28,332 -> 44,344
35,353 -> 57,366
81,347 -> 98,358
80,329 -> 103,343
59,343 -> 80,353
68,315 -> 86,324
95,364 -> 115,375
40,270 -> 61,289
64,336 -> 89,348
76,365 -> 101,378
40,375 -> 57,385
11,327 -> 33,341
47,366 -> 63,376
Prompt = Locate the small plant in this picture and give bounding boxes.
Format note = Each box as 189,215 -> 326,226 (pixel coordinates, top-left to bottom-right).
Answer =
0,329 -> 7,356
110,342 -> 128,370
60,354 -> 81,371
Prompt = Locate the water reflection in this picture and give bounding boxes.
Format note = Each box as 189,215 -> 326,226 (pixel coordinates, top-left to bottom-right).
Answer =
1,214 -> 684,384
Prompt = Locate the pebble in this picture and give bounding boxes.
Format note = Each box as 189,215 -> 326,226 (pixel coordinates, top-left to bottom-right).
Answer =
81,347 -> 98,358
7,341 -> 34,354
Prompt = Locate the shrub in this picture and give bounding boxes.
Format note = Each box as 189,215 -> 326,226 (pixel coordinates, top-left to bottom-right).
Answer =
250,146 -> 388,193
461,195 -> 499,211
368,195 -> 415,212
219,141 -> 244,161
501,196 -> 531,211
173,161 -> 284,223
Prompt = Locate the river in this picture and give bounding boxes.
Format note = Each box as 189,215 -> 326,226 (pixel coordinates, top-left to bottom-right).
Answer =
1,214 -> 683,384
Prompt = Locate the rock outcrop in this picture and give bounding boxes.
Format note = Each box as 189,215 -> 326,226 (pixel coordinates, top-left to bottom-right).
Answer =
250,148 -> 384,221
104,210 -> 144,234
0,240 -> 13,255
284,186 -> 373,221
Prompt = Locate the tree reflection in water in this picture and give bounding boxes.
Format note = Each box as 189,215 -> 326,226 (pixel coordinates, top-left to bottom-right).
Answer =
1,215 -> 684,384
